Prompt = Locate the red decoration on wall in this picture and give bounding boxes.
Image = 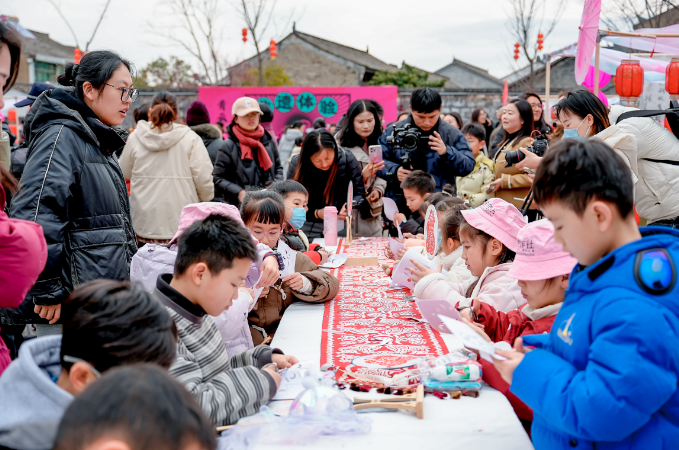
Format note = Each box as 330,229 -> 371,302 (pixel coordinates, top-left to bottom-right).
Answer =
666,58 -> 679,99
270,39 -> 277,60
615,60 -> 644,106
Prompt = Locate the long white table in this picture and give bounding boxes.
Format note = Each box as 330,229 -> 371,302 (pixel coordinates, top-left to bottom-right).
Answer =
260,244 -> 535,450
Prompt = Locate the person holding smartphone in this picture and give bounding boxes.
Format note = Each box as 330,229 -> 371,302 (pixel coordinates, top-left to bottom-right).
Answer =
336,99 -> 387,237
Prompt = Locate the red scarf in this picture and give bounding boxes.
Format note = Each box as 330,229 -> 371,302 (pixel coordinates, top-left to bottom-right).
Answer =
231,125 -> 273,171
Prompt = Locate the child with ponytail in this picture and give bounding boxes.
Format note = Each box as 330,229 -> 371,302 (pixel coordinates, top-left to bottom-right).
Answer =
414,198 -> 526,313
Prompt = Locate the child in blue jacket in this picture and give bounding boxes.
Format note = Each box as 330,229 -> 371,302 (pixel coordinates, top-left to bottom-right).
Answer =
494,138 -> 679,450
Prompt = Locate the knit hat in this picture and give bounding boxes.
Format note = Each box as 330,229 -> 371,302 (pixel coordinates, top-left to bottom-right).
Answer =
460,198 -> 526,252
186,101 -> 211,127
507,219 -> 577,280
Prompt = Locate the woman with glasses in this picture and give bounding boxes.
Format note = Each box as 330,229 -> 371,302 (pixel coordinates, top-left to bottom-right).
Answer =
119,91 -> 214,246
520,92 -> 552,135
240,190 -> 338,345
287,129 -> 367,239
6,51 -> 138,336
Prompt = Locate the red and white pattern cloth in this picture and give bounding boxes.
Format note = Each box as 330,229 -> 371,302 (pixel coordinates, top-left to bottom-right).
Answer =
321,238 -> 449,382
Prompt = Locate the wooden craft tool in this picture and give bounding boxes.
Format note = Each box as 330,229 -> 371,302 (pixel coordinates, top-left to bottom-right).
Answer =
352,384 -> 424,419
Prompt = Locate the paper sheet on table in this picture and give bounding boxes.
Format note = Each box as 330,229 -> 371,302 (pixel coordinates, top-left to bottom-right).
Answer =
438,315 -> 508,363
319,253 -> 348,268
382,197 -> 399,221
250,272 -> 265,306
396,221 -> 403,240
277,241 -> 297,279
271,362 -> 312,400
389,238 -> 405,260
389,248 -> 438,290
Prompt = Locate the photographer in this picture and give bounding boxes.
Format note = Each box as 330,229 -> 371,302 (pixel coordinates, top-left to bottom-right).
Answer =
377,88 -> 474,213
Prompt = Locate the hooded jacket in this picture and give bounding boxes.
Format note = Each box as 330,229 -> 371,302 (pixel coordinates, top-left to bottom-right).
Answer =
190,123 -> 223,164
213,125 -> 283,205
511,227 -> 679,449
414,262 -> 526,313
345,145 -> 387,238
119,121 -> 214,240
278,127 -> 303,173
0,336 -> 72,432
457,152 -> 496,208
609,105 -> 679,223
3,88 -> 136,326
376,116 -> 475,202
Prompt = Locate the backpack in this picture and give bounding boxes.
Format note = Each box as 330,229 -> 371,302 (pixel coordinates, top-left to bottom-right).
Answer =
616,100 -> 679,166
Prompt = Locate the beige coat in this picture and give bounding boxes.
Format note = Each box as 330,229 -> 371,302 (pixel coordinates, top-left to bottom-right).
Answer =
346,146 -> 387,237
494,136 -> 533,209
119,121 -> 214,240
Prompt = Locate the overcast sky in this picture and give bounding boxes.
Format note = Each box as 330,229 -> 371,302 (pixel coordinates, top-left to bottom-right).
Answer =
4,0 -> 591,79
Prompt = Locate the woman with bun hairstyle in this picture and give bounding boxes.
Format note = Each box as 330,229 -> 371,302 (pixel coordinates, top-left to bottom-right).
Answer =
5,51 -> 138,335
119,91 -> 214,245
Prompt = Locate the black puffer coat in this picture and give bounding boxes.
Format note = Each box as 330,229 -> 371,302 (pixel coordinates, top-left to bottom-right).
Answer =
213,124 -> 283,205
190,123 -> 223,165
2,88 -> 137,325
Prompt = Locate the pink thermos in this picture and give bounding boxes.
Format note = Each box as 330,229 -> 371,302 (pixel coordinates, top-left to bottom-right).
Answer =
324,206 -> 338,246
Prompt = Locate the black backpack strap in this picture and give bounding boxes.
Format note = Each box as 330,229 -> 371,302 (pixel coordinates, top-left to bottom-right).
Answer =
615,109 -> 679,124
641,158 -> 679,167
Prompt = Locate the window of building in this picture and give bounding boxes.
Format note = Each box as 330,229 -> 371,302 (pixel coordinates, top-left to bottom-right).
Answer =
35,61 -> 64,82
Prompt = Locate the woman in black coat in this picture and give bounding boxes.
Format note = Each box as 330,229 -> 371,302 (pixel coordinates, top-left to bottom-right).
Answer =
287,129 -> 367,239
213,96 -> 283,206
4,51 -> 137,332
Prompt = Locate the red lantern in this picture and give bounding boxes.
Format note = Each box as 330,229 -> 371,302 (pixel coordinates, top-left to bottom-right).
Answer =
666,58 -> 679,100
537,33 -> 544,51
242,28 -> 248,43
74,48 -> 82,64
615,60 -> 644,107
269,39 -> 277,60
513,42 -> 520,60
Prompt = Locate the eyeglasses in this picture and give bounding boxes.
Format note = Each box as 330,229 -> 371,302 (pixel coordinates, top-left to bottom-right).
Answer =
62,355 -> 102,378
105,83 -> 139,103
250,229 -> 282,241
530,104 -> 543,111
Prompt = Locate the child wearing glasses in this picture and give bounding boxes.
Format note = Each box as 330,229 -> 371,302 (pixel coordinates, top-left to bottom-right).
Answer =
241,190 -> 339,345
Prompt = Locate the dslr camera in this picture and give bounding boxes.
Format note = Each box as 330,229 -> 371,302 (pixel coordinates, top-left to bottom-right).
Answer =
503,133 -> 549,168
386,123 -> 423,168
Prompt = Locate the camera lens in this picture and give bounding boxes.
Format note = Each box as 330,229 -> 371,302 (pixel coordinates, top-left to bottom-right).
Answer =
403,134 -> 418,149
503,149 -> 524,167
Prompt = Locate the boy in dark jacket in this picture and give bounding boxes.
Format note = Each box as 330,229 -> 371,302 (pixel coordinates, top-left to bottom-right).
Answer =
494,139 -> 679,450
269,180 -> 328,265
156,214 -> 297,426
393,170 -> 434,235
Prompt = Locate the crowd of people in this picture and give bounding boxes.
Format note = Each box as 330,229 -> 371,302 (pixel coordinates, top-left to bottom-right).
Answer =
1,20 -> 679,450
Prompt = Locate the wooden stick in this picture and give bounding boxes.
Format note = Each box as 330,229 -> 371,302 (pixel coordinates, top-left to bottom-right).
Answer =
544,55 -> 551,115
353,385 -> 424,419
215,425 -> 234,432
594,39 -> 601,97
600,29 -> 679,38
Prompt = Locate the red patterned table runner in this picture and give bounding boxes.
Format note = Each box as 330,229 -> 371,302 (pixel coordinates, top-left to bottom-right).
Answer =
321,238 -> 449,382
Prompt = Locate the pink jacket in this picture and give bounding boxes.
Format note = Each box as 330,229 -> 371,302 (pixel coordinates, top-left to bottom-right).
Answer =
413,263 -> 526,313
0,204 -> 48,375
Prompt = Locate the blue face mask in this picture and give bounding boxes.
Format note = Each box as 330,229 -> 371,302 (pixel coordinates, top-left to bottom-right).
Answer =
563,117 -> 589,140
287,207 -> 306,230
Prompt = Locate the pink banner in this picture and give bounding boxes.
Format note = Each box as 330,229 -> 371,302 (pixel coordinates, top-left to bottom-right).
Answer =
198,86 -> 398,138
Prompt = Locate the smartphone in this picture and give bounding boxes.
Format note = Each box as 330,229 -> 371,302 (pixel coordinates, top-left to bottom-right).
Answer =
368,145 -> 383,164
485,185 -> 495,194
522,167 -> 536,174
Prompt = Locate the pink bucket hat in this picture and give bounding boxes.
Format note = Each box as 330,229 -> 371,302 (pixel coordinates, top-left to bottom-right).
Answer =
460,198 -> 526,252
170,202 -> 252,244
507,219 -> 578,281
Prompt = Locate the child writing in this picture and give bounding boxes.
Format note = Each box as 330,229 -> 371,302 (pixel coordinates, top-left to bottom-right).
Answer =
241,190 -> 339,345
408,200 -> 473,286
414,198 -> 526,313
269,180 -> 329,265
156,214 -> 298,426
456,123 -> 495,207
495,139 -> 679,449
393,170 -> 435,235
460,219 -> 577,428
130,202 -> 280,356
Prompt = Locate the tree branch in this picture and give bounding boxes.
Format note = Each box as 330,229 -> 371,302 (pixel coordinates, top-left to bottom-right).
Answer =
85,0 -> 112,51
46,0 -> 80,49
